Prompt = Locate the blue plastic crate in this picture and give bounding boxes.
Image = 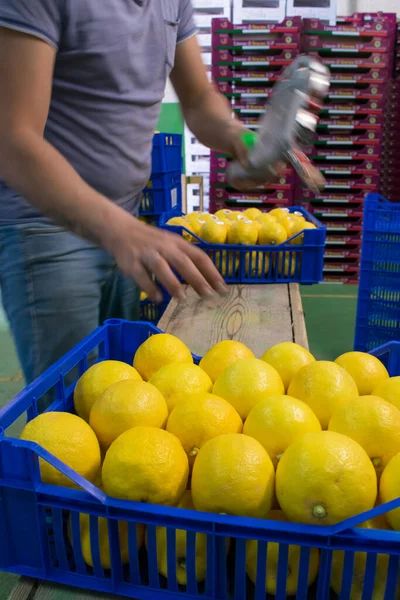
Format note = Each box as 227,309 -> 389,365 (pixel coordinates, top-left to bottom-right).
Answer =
140,293 -> 171,325
152,133 -> 182,174
355,194 -> 400,352
161,208 -> 326,285
140,172 -> 182,216
0,318 -> 399,599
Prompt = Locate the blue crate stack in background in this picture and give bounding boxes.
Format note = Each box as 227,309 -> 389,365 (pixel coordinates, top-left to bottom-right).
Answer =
139,133 -> 183,218
355,194 -> 400,352
139,133 -> 183,323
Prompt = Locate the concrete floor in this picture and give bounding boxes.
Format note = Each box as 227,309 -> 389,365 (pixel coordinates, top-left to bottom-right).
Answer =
0,284 -> 358,598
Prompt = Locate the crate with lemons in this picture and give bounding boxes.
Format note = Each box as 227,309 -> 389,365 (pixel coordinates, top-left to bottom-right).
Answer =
163,206 -> 326,284
16,326 -> 400,599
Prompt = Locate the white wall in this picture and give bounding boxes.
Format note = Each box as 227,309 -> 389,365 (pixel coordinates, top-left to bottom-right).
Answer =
337,0 -> 399,16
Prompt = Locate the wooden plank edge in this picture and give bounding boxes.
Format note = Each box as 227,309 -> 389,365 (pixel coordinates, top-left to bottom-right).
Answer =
7,577 -> 38,600
288,284 -> 309,350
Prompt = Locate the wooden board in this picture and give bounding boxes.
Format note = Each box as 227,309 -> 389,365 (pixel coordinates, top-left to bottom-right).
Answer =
8,283 -> 308,600
158,283 -> 309,356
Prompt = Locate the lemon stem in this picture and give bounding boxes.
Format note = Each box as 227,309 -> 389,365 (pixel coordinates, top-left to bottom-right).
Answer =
276,452 -> 283,462
313,505 -> 327,519
177,558 -> 186,570
189,447 -> 199,458
372,457 -> 381,468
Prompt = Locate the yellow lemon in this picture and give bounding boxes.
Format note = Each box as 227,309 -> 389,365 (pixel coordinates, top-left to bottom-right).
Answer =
246,510 -> 320,596
330,518 -> 398,600
380,451 -> 400,530
261,342 -> 316,391
166,216 -> 195,242
277,215 -> 298,239
215,209 -> 232,220
133,333 -> 193,381
292,211 -> 306,224
192,434 -> 275,518
269,207 -> 290,219
258,222 -> 287,245
243,395 -> 321,468
152,491 -> 230,584
102,426 -> 188,505
167,393 -> 243,466
228,211 -> 246,222
200,219 -> 227,244
185,212 -> 204,237
244,207 -> 262,220
257,213 -> 277,225
199,340 -> 255,384
74,360 -> 142,422
89,380 -> 168,449
20,412 -> 101,488
153,491 -> 206,584
227,219 -> 258,245
290,221 -> 317,244
274,252 -> 297,278
245,251 -> 270,277
335,351 -> 389,396
213,250 -> 238,277
276,431 -> 377,526
373,376 -> 400,411
214,212 -> 233,228
213,358 -> 284,420
71,514 -> 144,569
199,213 -> 219,224
288,361 -> 359,429
149,363 -> 212,413
328,395 -> 400,478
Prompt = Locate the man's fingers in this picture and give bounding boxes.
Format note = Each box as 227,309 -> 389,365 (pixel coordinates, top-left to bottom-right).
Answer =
181,241 -> 228,295
129,262 -> 162,303
144,251 -> 186,301
165,246 -> 216,298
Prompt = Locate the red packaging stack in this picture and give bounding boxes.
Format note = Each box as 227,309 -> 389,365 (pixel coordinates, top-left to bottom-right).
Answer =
299,12 -> 397,283
209,16 -> 302,214
396,21 -> 400,79
380,22 -> 400,203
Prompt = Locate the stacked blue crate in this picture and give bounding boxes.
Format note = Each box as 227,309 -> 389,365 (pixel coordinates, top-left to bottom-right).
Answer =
354,193 -> 400,351
138,133 -> 183,323
139,134 -> 183,217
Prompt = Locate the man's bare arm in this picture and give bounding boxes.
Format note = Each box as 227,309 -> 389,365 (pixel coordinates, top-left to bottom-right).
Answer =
0,28 -> 227,301
171,35 -> 247,163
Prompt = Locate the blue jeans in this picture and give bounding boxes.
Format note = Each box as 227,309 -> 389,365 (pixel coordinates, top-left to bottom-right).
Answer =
0,223 -> 140,385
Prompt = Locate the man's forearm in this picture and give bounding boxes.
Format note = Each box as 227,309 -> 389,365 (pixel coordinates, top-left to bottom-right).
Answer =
0,131 -> 133,250
183,85 -> 245,157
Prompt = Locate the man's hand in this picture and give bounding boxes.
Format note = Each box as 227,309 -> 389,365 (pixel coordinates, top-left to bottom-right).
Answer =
105,215 -> 228,302
228,127 -> 287,191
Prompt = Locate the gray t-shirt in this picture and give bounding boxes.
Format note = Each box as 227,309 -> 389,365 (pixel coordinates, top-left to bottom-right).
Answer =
0,0 -> 196,222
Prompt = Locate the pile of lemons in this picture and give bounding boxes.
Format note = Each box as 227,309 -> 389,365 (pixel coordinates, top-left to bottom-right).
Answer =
20,335 -> 400,596
166,207 -> 316,246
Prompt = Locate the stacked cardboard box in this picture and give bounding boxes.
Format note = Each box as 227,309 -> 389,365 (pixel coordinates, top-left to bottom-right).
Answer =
209,16 -> 302,213
300,13 -> 396,283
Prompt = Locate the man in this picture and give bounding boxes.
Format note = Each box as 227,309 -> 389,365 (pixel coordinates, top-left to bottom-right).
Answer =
0,0 -> 251,384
